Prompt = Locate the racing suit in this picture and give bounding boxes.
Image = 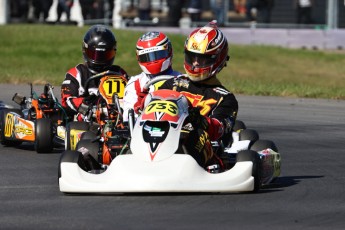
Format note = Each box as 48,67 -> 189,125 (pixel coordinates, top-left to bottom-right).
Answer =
159,76 -> 238,166
122,68 -> 180,122
61,63 -> 128,119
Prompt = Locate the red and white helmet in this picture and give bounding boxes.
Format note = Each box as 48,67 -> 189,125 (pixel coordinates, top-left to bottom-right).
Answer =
136,32 -> 173,76
184,22 -> 229,82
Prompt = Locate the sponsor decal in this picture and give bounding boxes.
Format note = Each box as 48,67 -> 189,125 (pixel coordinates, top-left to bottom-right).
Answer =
144,125 -> 165,137
199,29 -> 208,34
195,130 -> 209,152
15,126 -> 33,136
14,117 -> 35,141
191,42 -> 199,51
213,87 -> 230,95
138,46 -> 163,55
4,113 -> 14,137
180,91 -> 217,115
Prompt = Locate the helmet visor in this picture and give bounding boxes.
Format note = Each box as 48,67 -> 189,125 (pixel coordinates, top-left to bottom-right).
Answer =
85,48 -> 116,63
185,50 -> 215,68
138,50 -> 170,63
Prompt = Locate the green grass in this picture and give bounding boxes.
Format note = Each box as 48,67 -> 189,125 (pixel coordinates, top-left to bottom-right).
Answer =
1,24 -> 345,99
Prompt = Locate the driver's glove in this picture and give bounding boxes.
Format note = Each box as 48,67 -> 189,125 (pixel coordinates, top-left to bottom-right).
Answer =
188,107 -> 209,131
78,94 -> 98,115
134,90 -> 148,114
173,75 -> 189,90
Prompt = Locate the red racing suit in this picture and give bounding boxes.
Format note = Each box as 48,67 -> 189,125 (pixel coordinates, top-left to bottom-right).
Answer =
60,63 -> 128,118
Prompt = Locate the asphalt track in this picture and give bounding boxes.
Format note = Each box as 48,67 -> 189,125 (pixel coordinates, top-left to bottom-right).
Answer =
0,84 -> 344,230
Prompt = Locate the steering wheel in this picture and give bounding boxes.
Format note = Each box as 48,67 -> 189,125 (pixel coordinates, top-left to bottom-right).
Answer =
142,75 -> 176,91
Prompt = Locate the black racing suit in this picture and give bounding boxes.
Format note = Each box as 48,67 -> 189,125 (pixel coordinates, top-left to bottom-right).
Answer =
159,76 -> 238,166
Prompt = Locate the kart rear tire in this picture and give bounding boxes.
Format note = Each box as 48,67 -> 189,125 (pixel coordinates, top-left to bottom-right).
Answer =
236,150 -> 261,192
0,109 -> 23,146
65,121 -> 90,150
35,118 -> 53,153
233,120 -> 246,132
251,140 -> 278,152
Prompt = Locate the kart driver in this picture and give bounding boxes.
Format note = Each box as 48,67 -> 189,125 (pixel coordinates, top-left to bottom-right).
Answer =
138,22 -> 238,167
61,24 -> 128,120
122,31 -> 181,122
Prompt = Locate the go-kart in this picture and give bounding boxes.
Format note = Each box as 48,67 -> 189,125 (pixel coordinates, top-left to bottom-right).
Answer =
64,70 -> 129,165
59,76 -> 281,194
0,83 -> 67,153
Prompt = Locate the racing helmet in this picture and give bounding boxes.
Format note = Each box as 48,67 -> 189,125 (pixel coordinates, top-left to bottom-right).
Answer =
82,25 -> 117,73
136,31 -> 173,76
184,22 -> 229,82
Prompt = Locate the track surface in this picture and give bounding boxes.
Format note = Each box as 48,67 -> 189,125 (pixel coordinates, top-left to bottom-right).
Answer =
0,84 -> 344,229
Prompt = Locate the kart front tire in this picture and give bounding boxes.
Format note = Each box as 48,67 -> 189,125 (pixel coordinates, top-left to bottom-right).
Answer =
76,139 -> 103,171
236,150 -> 261,192
76,139 -> 99,161
58,150 -> 87,179
35,118 -> 53,153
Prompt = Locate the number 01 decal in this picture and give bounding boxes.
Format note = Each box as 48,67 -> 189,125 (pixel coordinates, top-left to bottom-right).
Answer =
145,101 -> 178,116
4,113 -> 14,137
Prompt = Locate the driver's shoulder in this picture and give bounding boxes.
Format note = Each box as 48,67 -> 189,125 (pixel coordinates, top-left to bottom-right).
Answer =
127,72 -> 147,83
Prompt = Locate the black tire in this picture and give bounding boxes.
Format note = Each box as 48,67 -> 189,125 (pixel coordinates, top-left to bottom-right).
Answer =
76,139 -> 102,171
80,131 -> 97,141
0,109 -> 23,146
239,129 -> 260,148
76,139 -> 100,161
251,140 -> 278,152
35,118 -> 53,153
65,121 -> 89,150
58,150 -> 87,178
236,150 -> 261,192
233,120 -> 246,132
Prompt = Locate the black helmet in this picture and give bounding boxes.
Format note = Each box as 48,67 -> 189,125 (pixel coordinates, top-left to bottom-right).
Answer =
82,25 -> 117,73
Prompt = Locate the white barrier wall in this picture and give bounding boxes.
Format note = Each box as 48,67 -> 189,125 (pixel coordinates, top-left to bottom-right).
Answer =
126,27 -> 345,50
0,0 -> 8,25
